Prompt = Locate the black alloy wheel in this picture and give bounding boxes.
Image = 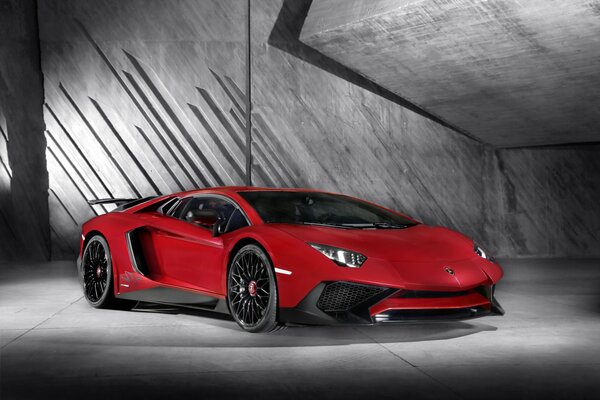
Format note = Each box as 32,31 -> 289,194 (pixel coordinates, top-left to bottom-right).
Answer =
81,235 -> 135,310
227,244 -> 280,333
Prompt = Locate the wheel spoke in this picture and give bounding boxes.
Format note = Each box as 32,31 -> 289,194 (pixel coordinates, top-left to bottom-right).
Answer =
255,295 -> 267,308
85,281 -> 94,298
247,299 -> 253,324
230,293 -> 243,309
231,275 -> 244,287
241,298 -> 248,323
250,299 -> 256,324
249,255 -> 256,279
258,287 -> 269,295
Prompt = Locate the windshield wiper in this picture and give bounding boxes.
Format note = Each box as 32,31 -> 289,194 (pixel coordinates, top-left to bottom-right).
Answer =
340,222 -> 413,229
268,221 -> 355,229
268,221 -> 412,229
296,222 -> 355,229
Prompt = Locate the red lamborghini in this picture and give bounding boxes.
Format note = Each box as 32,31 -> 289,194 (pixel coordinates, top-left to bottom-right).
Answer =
78,187 -> 504,333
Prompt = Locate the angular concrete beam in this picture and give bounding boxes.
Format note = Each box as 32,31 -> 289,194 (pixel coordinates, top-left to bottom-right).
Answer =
300,0 -> 600,147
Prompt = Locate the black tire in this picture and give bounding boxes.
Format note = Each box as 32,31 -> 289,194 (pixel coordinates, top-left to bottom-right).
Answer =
227,244 -> 281,333
81,235 -> 135,310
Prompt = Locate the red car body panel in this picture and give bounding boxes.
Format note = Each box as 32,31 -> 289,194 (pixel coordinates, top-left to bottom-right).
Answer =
79,186 -> 504,324
370,292 -> 492,315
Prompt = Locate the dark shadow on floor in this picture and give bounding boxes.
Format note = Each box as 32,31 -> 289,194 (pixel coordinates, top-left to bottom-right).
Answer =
118,302 -> 499,348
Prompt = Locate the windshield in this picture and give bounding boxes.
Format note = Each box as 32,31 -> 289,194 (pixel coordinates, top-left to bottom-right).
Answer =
238,191 -> 417,229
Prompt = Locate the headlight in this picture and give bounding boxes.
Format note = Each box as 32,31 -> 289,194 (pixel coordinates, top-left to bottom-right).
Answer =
474,243 -> 495,262
308,243 -> 367,268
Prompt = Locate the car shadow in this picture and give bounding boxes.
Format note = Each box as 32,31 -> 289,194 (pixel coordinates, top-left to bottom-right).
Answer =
130,302 -> 498,347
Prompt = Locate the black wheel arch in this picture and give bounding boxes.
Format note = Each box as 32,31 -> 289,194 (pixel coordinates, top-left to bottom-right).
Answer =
82,230 -> 105,254
228,238 -> 275,275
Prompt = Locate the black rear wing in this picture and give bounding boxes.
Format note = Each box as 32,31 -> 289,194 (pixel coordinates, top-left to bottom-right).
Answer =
88,197 -> 157,211
88,198 -> 139,206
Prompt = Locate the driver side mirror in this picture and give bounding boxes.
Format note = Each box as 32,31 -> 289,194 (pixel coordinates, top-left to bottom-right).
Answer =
212,216 -> 227,237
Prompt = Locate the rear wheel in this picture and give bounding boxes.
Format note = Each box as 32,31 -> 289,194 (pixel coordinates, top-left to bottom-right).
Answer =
81,235 -> 135,310
227,244 -> 280,333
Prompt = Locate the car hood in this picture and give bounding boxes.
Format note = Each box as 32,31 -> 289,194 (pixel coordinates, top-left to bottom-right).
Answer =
270,223 -> 476,262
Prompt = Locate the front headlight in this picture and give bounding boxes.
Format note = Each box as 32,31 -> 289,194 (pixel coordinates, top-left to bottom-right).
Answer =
308,243 -> 367,268
474,242 -> 495,262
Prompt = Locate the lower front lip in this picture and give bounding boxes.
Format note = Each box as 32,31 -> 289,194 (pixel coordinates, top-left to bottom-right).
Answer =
369,290 -> 492,316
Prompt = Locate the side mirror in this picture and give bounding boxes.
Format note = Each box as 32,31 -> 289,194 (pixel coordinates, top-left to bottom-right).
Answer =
186,209 -> 219,228
212,216 -> 227,237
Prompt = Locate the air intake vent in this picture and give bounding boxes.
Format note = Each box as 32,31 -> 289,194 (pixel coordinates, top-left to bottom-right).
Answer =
317,282 -> 387,312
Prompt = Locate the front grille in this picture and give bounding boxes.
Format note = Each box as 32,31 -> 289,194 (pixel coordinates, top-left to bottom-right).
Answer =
317,282 -> 388,312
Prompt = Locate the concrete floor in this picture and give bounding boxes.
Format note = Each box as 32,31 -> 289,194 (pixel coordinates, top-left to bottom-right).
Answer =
1,259 -> 599,400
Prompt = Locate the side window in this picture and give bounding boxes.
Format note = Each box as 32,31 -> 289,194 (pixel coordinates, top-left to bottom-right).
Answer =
167,195 -> 249,233
170,197 -> 194,219
223,208 -> 249,233
186,197 -> 232,220
158,197 -> 180,215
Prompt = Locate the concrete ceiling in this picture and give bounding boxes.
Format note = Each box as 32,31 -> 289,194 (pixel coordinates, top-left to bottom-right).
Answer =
300,0 -> 600,147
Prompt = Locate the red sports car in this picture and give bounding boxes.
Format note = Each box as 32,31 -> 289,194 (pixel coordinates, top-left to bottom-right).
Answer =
78,187 -> 504,333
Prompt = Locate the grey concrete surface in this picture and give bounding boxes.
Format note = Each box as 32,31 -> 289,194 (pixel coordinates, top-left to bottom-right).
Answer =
301,0 -> 600,147
0,0 -> 50,261
0,0 -> 591,263
254,0 -> 600,259
38,0 -> 247,259
484,145 -> 600,258
1,259 -> 599,399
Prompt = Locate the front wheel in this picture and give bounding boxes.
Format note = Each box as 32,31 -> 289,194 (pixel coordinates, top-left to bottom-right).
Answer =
227,244 -> 280,333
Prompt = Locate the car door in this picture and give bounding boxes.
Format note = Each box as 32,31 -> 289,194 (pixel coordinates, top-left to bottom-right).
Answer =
147,195 -> 231,295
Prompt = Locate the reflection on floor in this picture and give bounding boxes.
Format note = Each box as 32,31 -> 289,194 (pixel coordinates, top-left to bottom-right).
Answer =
1,259 -> 599,399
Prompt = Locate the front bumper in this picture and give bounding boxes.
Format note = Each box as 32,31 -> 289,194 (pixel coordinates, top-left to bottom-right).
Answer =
279,281 -> 504,325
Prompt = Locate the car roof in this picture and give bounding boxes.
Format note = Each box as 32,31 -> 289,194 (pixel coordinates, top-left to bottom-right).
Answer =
174,186 -> 331,197
125,186 -> 418,225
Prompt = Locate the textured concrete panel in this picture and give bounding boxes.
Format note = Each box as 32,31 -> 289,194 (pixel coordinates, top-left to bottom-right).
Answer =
0,0 -> 50,261
33,0 -> 600,260
39,0 -> 249,258
485,145 -> 600,257
301,0 -> 600,147
253,0 -> 600,258
0,108 -> 16,260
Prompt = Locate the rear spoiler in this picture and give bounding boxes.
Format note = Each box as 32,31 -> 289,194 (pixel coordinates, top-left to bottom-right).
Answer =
88,198 -> 140,206
88,196 -> 157,211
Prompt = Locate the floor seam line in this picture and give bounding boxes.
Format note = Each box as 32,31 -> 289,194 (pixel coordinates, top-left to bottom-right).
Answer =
355,327 -> 465,399
1,295 -> 83,350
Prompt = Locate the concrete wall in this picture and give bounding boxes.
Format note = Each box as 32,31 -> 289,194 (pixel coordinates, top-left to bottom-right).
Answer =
0,0 -> 597,260
485,145 -> 600,258
0,101 -> 14,260
251,0 -> 486,243
251,0 -> 600,259
299,0 -> 600,147
0,0 -> 50,261
38,0 -> 247,258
